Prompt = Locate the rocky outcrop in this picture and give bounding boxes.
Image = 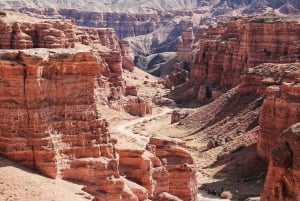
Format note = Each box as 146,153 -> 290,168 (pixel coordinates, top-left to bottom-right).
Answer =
239,63 -> 300,95
191,15 -> 300,89
171,110 -> 190,124
176,27 -> 195,64
116,136 -> 197,201
0,49 -> 128,200
152,96 -> 176,106
239,63 -> 300,162
164,69 -> 189,89
119,40 -> 135,72
124,97 -> 152,117
162,26 -> 204,88
125,86 -> 138,96
0,48 -> 196,201
149,136 -> 197,201
0,19 -> 75,49
76,27 -> 134,72
261,123 -> 300,201
258,81 -> 300,162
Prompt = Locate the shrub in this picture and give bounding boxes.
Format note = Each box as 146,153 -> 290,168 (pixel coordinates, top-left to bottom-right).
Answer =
220,191 -> 233,199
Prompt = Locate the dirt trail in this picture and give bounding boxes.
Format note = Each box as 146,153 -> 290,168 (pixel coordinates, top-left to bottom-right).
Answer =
110,106 -> 228,201
110,107 -> 173,149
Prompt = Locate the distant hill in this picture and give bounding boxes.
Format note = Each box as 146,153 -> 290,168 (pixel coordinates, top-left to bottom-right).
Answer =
1,0 -> 299,14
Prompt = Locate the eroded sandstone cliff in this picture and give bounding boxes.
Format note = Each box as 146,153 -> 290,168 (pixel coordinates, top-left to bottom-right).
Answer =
261,123 -> 300,201
240,63 -> 300,162
116,136 -> 197,201
0,49 -> 124,199
0,18 -> 75,49
239,63 -> 300,200
191,15 -> 300,89
169,14 -> 300,103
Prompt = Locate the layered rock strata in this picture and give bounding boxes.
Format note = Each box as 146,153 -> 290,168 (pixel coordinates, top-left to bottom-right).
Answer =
124,97 -> 152,117
176,27 -> 195,64
116,136 -> 197,201
261,123 -> 300,201
76,27 -> 134,72
59,10 -> 159,38
0,49 -> 126,200
240,63 -> 300,162
191,15 -> 300,89
0,19 -> 75,49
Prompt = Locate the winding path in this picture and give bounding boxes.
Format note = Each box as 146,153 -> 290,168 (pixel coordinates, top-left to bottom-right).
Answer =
110,107 -> 173,149
110,106 -> 228,201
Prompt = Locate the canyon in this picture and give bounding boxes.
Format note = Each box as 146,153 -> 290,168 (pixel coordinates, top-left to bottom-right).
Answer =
0,11 -> 197,201
2,0 -> 300,76
0,3 -> 300,201
167,13 -> 300,201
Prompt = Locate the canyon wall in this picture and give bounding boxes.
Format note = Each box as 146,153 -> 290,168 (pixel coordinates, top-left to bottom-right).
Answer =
0,49 -> 126,200
165,26 -> 204,88
0,12 -> 197,200
191,15 -> 300,89
59,10 -> 159,38
240,63 -> 300,162
76,26 -> 134,71
0,19 -> 75,49
239,63 -> 300,201
261,123 -> 300,201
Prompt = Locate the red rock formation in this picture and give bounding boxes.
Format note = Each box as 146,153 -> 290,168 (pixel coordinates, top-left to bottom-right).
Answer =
76,27 -> 134,94
261,123 -> 300,201
176,27 -> 195,64
0,19 -> 75,49
239,63 -> 300,162
149,136 -> 197,201
119,40 -> 135,71
239,63 -> 300,95
124,97 -> 152,117
76,27 -> 134,71
171,110 -> 190,124
76,27 -> 121,50
116,136 -> 197,201
191,15 -> 300,89
125,86 -> 138,96
258,81 -> 300,162
164,69 -> 189,88
0,49 -> 129,200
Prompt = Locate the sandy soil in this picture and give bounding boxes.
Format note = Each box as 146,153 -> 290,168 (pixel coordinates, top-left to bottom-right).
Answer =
0,157 -> 93,201
110,106 -> 173,150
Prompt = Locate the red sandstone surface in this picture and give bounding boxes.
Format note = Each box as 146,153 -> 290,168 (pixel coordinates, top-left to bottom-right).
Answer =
191,14 -> 300,89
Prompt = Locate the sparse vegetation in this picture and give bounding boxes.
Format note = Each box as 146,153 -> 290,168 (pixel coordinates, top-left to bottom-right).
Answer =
220,191 -> 233,199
